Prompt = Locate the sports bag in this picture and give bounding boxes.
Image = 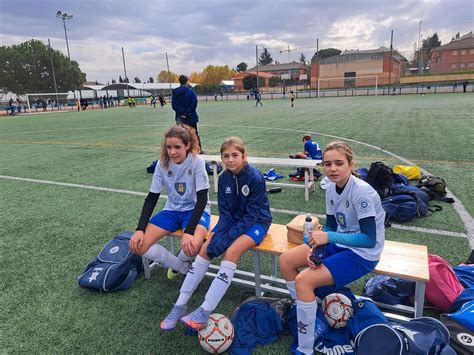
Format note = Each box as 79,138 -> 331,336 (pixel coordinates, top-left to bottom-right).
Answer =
354,317 -> 455,355
425,254 -> 464,312
78,231 -> 143,292
205,161 -> 222,175
382,193 -> 429,225
393,165 -> 422,180
363,275 -> 415,306
146,160 -> 157,173
417,176 -> 454,203
365,162 -> 393,199
440,314 -> 474,355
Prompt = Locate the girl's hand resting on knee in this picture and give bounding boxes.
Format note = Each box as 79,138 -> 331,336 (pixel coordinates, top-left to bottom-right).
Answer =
308,231 -> 329,247
181,233 -> 196,256
129,231 -> 144,254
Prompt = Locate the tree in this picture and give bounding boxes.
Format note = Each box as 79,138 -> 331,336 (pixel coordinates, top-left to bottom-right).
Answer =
236,62 -> 248,72
157,70 -> 179,83
111,79 -> 116,84
119,75 -> 124,83
411,33 -> 441,66
268,76 -> 282,87
189,71 -> 204,84
311,48 -> 342,62
0,39 -> 86,94
148,77 -> 154,83
299,53 -> 306,64
242,75 -> 265,90
258,48 -> 273,65
133,76 -> 141,83
189,65 -> 236,85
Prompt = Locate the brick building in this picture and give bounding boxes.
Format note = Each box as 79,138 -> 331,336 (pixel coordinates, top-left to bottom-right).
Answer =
231,71 -> 276,91
428,32 -> 474,73
246,62 -> 309,80
311,47 -> 407,88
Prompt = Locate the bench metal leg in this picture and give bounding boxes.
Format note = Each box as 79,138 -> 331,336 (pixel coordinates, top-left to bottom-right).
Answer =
271,255 -> 278,278
304,169 -> 309,201
212,162 -> 218,192
142,256 -> 151,279
414,281 -> 426,318
253,251 -> 262,296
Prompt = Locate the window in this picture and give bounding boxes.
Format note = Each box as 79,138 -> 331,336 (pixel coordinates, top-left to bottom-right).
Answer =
470,49 -> 474,54
453,50 -> 458,55
461,50 -> 466,55
451,64 -> 457,69
460,63 -> 465,68
468,63 -> 474,68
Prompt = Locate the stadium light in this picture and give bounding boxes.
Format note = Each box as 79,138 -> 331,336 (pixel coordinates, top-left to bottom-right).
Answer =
417,20 -> 423,74
56,10 -> 73,60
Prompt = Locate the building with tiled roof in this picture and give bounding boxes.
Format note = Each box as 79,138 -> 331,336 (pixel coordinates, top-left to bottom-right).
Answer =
428,32 -> 474,73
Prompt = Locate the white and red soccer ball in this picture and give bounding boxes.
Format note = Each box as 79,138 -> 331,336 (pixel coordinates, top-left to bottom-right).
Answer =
322,293 -> 354,329
198,313 -> 234,353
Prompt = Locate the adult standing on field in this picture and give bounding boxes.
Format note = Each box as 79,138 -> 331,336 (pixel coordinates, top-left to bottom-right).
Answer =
172,75 -> 203,153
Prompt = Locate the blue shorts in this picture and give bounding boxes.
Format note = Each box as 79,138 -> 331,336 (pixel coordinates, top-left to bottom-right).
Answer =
322,243 -> 378,289
212,223 -> 268,245
149,210 -> 211,232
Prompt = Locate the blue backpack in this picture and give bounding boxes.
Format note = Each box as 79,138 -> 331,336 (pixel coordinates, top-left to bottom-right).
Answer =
78,231 -> 143,292
205,162 -> 222,175
363,275 -> 415,306
354,317 -> 456,354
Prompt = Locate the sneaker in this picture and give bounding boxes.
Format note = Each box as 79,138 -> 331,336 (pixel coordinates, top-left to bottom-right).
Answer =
167,260 -> 191,280
180,307 -> 211,330
160,304 -> 187,330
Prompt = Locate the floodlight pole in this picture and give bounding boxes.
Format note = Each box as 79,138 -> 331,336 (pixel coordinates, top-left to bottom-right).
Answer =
56,11 -> 73,60
418,20 -> 423,74
256,46 -> 259,91
121,47 -> 130,98
48,39 -> 60,110
388,30 -> 393,95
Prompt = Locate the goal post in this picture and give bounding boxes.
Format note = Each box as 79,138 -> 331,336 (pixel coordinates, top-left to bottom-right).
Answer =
317,76 -> 378,98
26,92 -> 76,115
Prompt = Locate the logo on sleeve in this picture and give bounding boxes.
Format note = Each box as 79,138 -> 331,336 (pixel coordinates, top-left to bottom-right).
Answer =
357,197 -> 370,212
175,182 -> 186,195
241,184 -> 250,196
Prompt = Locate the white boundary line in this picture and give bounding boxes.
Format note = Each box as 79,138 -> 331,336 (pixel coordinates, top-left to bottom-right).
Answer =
1,122 -> 472,247
0,175 -> 468,240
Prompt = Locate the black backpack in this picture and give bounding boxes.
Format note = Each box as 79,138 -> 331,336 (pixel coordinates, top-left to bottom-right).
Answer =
417,176 -> 454,203
365,162 -> 393,199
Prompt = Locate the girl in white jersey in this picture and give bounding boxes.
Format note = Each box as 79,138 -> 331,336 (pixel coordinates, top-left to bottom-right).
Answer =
129,125 -> 211,279
280,141 -> 385,355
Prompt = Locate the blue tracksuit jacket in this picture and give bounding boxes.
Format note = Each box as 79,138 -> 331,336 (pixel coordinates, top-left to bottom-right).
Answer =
171,85 -> 199,125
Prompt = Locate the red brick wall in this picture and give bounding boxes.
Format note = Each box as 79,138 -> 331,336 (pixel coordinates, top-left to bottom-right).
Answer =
429,48 -> 474,72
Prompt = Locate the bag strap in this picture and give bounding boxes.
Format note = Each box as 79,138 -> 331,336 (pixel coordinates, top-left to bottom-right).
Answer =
428,204 -> 443,213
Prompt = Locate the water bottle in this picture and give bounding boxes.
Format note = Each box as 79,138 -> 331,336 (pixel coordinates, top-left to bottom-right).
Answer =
311,245 -> 327,265
303,214 -> 313,245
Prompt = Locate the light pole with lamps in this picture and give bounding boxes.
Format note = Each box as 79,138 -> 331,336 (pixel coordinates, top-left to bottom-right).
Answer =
56,11 -> 73,60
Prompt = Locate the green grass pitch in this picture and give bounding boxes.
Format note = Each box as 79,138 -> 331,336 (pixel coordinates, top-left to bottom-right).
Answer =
0,93 -> 472,353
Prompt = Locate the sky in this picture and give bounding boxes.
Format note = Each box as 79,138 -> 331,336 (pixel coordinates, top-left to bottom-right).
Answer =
0,0 -> 472,84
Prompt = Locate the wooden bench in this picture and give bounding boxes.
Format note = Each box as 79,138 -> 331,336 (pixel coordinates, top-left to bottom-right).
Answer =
201,154 -> 322,201
143,215 -> 429,320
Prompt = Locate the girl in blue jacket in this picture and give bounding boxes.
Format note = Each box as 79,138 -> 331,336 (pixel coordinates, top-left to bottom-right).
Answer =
161,136 -> 273,331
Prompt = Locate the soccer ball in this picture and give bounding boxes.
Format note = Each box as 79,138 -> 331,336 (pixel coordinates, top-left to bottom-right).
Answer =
198,313 -> 234,353
322,293 -> 354,329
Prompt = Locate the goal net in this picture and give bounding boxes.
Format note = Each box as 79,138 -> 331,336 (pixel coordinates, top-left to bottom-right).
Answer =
317,76 -> 378,98
26,92 -> 77,115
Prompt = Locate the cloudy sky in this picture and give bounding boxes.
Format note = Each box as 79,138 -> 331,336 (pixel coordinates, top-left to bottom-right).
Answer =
0,0 -> 472,83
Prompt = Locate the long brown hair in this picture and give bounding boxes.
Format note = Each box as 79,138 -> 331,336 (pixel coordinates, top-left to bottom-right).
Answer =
323,141 -> 360,177
160,125 -> 200,169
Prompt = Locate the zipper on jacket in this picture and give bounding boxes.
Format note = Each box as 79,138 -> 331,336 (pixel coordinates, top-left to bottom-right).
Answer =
233,175 -> 239,195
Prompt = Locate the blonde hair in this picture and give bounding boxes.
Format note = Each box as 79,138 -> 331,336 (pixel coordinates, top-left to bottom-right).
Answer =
323,141 -> 360,177
160,125 -> 200,169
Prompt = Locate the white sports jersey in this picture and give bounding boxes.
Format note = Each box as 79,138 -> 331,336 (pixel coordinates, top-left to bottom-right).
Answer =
325,174 -> 385,261
150,154 -> 211,214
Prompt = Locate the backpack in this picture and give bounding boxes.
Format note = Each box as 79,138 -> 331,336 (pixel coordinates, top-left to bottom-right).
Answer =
382,192 -> 429,225
425,254 -> 464,312
205,162 -> 222,175
365,162 -> 393,199
146,160 -> 157,173
440,314 -> 474,355
393,165 -> 422,180
363,275 -> 415,306
417,176 -> 454,203
78,231 -> 143,292
354,317 -> 455,355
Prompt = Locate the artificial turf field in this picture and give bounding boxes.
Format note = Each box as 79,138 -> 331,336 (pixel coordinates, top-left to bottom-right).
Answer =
0,93 -> 473,353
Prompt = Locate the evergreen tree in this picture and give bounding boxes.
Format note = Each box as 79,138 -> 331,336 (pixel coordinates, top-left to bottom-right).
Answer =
236,62 -> 248,72
258,48 -> 273,65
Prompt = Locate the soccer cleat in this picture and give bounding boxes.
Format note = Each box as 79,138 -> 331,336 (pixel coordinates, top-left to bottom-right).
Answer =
180,307 -> 211,330
167,260 -> 191,280
160,304 -> 187,330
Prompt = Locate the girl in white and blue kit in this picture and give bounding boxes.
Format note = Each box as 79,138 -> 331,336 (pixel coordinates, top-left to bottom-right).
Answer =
280,141 -> 385,355
129,125 -> 211,279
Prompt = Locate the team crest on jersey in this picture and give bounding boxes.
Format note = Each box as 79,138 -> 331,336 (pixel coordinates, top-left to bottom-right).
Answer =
187,169 -> 192,176
357,197 -> 370,212
167,170 -> 173,177
241,184 -> 250,196
345,200 -> 350,208
175,182 -> 186,195
336,212 -> 346,228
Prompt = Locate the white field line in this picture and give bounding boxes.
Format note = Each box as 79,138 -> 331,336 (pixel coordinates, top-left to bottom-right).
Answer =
1,122 -> 472,247
0,175 -> 468,240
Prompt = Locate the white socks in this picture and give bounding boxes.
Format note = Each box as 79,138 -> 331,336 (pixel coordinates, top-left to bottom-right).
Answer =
286,280 -> 297,300
176,255 -> 211,306
144,244 -> 185,272
296,299 -> 317,354
201,260 -> 237,312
